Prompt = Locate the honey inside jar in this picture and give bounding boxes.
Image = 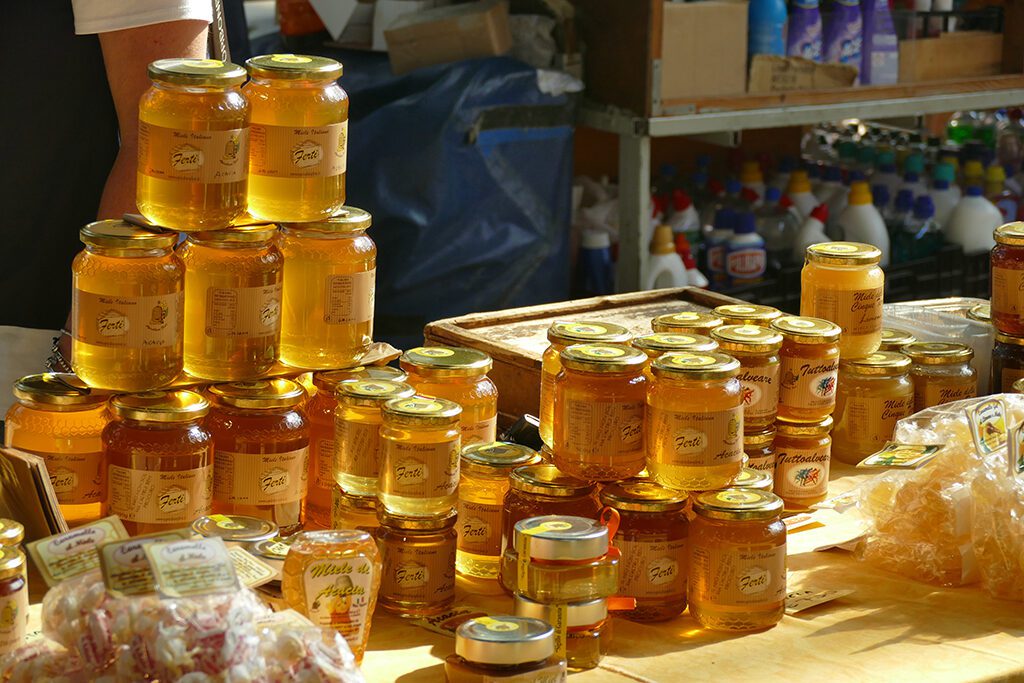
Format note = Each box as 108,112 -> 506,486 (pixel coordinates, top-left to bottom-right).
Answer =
650,311 -> 723,335
991,223 -> 1024,336
710,325 -> 783,432
902,342 -> 977,412
137,58 -> 249,231
832,352 -> 914,464
332,487 -> 379,534
772,315 -> 841,423
713,304 -> 782,327
376,508 -> 457,618
335,378 -> 416,496
773,416 -> 833,508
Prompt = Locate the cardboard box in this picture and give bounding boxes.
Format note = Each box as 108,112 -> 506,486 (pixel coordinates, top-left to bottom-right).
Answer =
373,0 -> 441,51
748,55 -> 858,93
899,32 -> 1003,82
384,0 -> 513,74
660,1 -> 747,101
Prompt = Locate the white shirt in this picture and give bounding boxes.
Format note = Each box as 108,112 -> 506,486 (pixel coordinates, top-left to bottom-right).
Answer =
72,0 -> 213,35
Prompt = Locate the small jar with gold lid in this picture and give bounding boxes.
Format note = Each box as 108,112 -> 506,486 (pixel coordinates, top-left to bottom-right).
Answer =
650,311 -> 723,335
772,316 -> 841,423
711,325 -> 783,431
539,321 -> 631,448
206,379 -> 310,535
552,344 -> 647,482
991,223 -> 1024,335
376,508 -> 457,618
646,352 -> 743,492
878,328 -> 917,352
335,378 -> 416,496
713,304 -> 782,327
730,467 -> 774,492
0,547 -> 27,656
401,347 -> 498,446
688,488 -> 786,632
514,595 -> 609,671
903,342 -> 977,411
445,616 -> 566,683
0,521 -> 23,550
774,417 -> 833,508
631,333 -> 718,379
833,352 -> 914,464
332,488 -> 379,533
743,427 -> 776,475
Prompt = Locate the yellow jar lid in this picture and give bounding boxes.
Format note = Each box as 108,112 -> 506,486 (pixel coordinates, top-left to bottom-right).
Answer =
560,343 -> 646,373
995,332 -> 1024,346
743,427 -> 776,447
968,303 -> 991,324
509,463 -> 594,497
711,324 -> 783,353
12,373 -> 107,407
0,547 -> 25,582
313,365 -> 408,391
189,225 -> 278,244
776,415 -> 834,436
598,478 -> 688,512
514,595 -> 607,630
0,520 -> 24,547
111,390 -> 209,423
805,241 -> 882,265
283,206 -> 371,233
208,378 -> 306,409
246,53 -> 343,80
840,351 -> 911,376
191,514 -> 279,543
455,617 -> 555,667
651,311 -> 723,333
378,507 -> 457,531
547,320 -> 630,345
80,220 -> 177,250
771,315 -> 842,343
693,488 -> 783,521
461,442 -> 540,472
713,304 -> 783,326
631,333 -> 718,356
337,379 -> 415,407
401,346 -> 492,378
879,328 -> 916,350
902,341 -> 974,365
148,58 -> 247,86
651,351 -> 740,380
382,395 -> 462,425
731,467 -> 774,492
994,222 -> 1024,246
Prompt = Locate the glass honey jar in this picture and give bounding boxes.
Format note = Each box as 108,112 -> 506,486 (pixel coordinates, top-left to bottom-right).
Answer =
71,221 -> 184,391
800,242 -> 884,358
281,529 -> 381,664
0,547 -> 27,657
332,488 -> 379,534
137,58 -> 249,231
646,352 -> 743,492
514,595 -> 609,671
688,489 -> 786,632
206,379 -> 310,535
105,390 -> 212,536
501,464 -> 601,560
878,328 -> 916,352
651,311 -> 723,335
991,223 -> 1024,336
376,508 -> 457,618
774,417 -> 833,508
244,54 -> 348,222
539,321 -> 631,448
379,396 -> 462,516
5,374 -> 110,526
335,378 -> 416,496
278,207 -> 375,369
178,226 -> 283,381
772,316 -> 841,423
445,616 -> 566,683
599,480 -> 688,622
0,521 -> 23,550
731,467 -> 774,492
833,352 -> 914,465
552,344 -> 647,482
457,442 -> 540,579
710,325 -> 783,431
401,347 -> 499,446
631,332 -> 718,379
991,333 -> 1024,393
903,342 -> 977,411
713,304 -> 782,327
743,426 -> 776,475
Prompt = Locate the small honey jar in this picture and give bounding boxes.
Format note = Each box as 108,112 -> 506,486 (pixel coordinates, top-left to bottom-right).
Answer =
631,333 -> 718,379
710,325 -> 783,431
445,616 -> 566,682
774,417 -> 833,508
903,342 -> 977,411
331,488 -> 379,534
514,595 -> 609,671
335,378 -> 416,496
376,508 -> 457,618
651,311 -> 723,335
832,352 -> 914,464
743,426 -> 776,475
878,328 -> 916,352
772,316 -> 841,423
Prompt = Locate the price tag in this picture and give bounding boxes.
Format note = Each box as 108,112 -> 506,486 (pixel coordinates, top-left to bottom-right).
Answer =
785,588 -> 854,614
27,516 -> 129,586
856,442 -> 944,469
968,398 -> 1007,456
144,537 -> 239,598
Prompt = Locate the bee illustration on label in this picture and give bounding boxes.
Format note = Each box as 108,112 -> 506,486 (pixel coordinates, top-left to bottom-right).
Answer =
792,466 -> 821,488
220,133 -> 241,166
335,125 -> 346,158
146,300 -> 169,332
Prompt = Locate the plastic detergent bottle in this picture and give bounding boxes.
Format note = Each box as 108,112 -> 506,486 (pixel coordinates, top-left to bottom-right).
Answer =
748,0 -> 788,57
757,187 -> 800,267
871,183 -> 890,211
894,196 -> 942,263
818,165 -> 845,205
930,163 -> 961,227
771,156 -> 796,191
699,179 -> 727,230
644,224 -> 689,290
823,0 -> 863,81
705,208 -> 736,288
786,169 -> 819,219
787,0 -> 823,60
837,181 -> 890,266
578,228 -> 614,296
874,150 -> 902,198
740,161 -> 766,205
986,164 -> 1020,222
669,189 -> 702,247
792,204 -> 830,262
944,186 -> 1001,253
675,235 -> 709,287
887,188 -> 914,238
726,213 -> 767,286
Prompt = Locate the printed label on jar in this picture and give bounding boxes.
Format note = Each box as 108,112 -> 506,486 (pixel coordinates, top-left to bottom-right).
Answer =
138,122 -> 248,184
780,357 -> 839,410
37,450 -> 105,506
774,446 -> 830,499
746,452 -> 775,473
811,287 -> 883,337
249,121 -> 347,178
205,283 -> 282,338
649,406 -> 743,467
324,270 -> 375,325
992,266 -> 1024,317
738,363 -> 780,421
0,588 -> 28,653
315,437 -> 337,489
381,540 -> 456,604
613,537 -> 687,599
839,393 -> 914,449
1001,367 -> 1024,393
213,448 -> 309,505
384,440 -> 459,498
691,543 -> 786,607
303,557 -> 374,644
564,399 -> 644,456
914,381 -> 977,411
456,500 -> 502,555
74,290 -> 183,349
108,464 -> 212,525
461,416 -> 497,446
337,421 -> 381,479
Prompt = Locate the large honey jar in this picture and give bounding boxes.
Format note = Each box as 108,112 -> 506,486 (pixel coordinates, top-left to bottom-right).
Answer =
710,325 -> 783,431
137,58 -> 249,230
832,352 -> 914,464
71,221 -> 184,391
772,316 -> 841,423
335,378 -> 416,496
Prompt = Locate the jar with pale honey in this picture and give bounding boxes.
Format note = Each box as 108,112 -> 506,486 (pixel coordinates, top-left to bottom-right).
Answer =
650,311 -> 723,335
772,316 -> 841,422
713,304 -> 782,327
743,426 -> 776,476
774,417 -> 832,508
5,374 -> 110,526
646,352 -> 743,492
710,325 -> 783,431
278,207 -> 375,369
72,221 -> 184,391
878,328 -> 916,352
552,344 -> 647,482
244,54 -> 347,222
206,379 -> 309,535
335,378 -> 416,496
401,347 -> 498,446
539,321 -> 630,448
903,342 -> 977,411
178,226 -> 283,381
833,352 -> 914,464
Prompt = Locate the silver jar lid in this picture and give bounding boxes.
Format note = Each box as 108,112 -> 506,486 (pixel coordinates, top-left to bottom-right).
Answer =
455,616 -> 555,665
514,595 -> 607,628
512,515 -> 608,561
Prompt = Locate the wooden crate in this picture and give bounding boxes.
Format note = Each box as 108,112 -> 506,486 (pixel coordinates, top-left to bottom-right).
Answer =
423,288 -> 743,423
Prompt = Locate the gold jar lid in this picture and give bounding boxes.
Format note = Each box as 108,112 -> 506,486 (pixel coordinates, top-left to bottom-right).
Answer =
771,316 -> 842,343
378,507 -> 457,531
337,379 -> 415,407
191,514 -> 279,543
400,346 -> 492,378
902,341 -> 974,365
711,325 -> 784,353
994,222 -> 1024,246
246,53 -> 343,80
693,488 -> 784,521
512,515 -> 608,561
1014,377 -> 1024,394
12,373 -> 107,407
547,320 -> 630,346
995,333 -> 1024,346
148,58 -> 247,86
514,595 -> 607,629
560,343 -> 646,373
382,396 -> 462,425
313,365 -> 408,392
651,311 -> 723,334
455,617 -> 554,666
189,225 -> 278,244
776,416 -> 834,436
208,378 -> 306,410
509,463 -> 594,497
840,351 -> 911,376
631,333 -> 718,356
651,352 -> 741,380
879,328 -> 917,351
731,467 -> 774,492
805,241 -> 882,266
282,206 -> 371,234
598,479 -> 688,512
0,547 -> 25,581
713,304 -> 783,326
0,520 -> 24,547
967,303 -> 991,324
461,442 -> 539,474
111,390 -> 209,423
744,427 -> 776,447
80,220 -> 177,250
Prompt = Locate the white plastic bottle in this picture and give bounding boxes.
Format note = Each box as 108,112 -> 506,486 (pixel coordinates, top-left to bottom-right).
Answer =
817,166 -> 845,205
740,161 -> 766,207
786,169 -> 820,219
945,185 -> 1003,253
705,208 -> 736,289
726,213 -> 768,286
792,204 -> 830,262
644,224 -> 690,290
837,181 -> 891,266
929,163 -> 961,227
669,189 -> 702,248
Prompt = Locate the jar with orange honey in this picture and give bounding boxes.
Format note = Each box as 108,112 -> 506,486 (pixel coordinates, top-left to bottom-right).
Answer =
335,378 -> 416,496
710,325 -> 783,431
376,508 -> 457,617
500,464 -> 601,559
650,311 -> 723,335
992,223 -> 1024,335
833,352 -> 914,465
743,426 -> 776,476
772,316 -> 841,423
401,347 -> 498,446
713,304 -> 782,327
903,342 -> 977,411
631,332 -> 718,379
774,417 -> 832,508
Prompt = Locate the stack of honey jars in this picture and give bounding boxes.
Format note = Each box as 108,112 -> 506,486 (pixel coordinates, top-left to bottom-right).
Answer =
991,223 -> 1024,392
